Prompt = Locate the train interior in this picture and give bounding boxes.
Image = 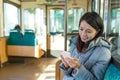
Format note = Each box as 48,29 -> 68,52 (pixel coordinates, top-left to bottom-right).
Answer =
0,0 -> 120,80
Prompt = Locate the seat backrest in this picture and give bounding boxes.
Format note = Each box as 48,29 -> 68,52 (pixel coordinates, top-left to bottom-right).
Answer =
109,37 -> 119,52
104,53 -> 120,80
104,63 -> 120,80
7,29 -> 38,46
23,31 -> 37,46
69,35 -> 76,46
7,29 -> 23,45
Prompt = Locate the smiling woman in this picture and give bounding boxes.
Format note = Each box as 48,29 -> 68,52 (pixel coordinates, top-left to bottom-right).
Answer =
79,21 -> 98,43
59,12 -> 112,80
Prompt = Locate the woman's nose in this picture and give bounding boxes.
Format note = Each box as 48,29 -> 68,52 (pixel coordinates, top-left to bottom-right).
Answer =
81,30 -> 87,36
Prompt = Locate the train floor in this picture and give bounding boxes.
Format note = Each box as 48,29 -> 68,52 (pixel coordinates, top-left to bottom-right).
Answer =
0,57 -> 59,80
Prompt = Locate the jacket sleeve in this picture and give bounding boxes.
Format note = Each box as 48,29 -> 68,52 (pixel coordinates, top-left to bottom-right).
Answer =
71,48 -> 111,80
59,63 -> 74,75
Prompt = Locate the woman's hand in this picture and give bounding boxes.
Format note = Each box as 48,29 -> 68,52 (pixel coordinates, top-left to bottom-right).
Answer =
66,57 -> 80,69
60,54 -> 69,68
60,51 -> 80,69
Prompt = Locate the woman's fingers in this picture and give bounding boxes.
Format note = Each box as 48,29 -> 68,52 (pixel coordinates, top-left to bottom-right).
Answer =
66,58 -> 80,68
61,54 -> 80,68
60,55 -> 69,67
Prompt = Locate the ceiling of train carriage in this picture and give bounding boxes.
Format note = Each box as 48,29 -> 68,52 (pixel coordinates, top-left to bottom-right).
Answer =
18,0 -> 120,2
20,0 -> 34,1
20,0 -> 65,2
19,0 -> 66,5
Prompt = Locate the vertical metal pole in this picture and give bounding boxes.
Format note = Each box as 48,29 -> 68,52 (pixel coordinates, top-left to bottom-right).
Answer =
64,0 -> 67,51
45,5 -> 48,57
104,0 -> 109,39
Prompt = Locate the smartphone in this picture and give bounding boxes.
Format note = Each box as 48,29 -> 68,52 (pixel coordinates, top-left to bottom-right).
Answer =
61,51 -> 71,59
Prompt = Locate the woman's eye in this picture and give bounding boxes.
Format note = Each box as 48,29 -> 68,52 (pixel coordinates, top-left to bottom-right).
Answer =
79,28 -> 83,31
86,30 -> 92,33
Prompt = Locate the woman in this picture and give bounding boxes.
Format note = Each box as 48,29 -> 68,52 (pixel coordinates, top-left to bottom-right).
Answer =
60,12 -> 112,80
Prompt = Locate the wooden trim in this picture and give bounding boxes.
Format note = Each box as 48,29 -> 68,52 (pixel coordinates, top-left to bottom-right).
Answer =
56,59 -> 64,80
0,37 -> 8,64
7,45 -> 44,58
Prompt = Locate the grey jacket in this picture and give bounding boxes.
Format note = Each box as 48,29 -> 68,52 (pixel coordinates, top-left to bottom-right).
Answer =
60,37 -> 112,80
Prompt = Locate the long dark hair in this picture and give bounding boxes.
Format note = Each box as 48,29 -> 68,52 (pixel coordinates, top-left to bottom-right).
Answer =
76,12 -> 104,52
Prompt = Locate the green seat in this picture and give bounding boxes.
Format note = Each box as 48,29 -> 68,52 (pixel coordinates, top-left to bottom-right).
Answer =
7,30 -> 23,45
7,29 -> 38,46
104,63 -> 120,80
69,35 -> 76,46
23,32 -> 38,46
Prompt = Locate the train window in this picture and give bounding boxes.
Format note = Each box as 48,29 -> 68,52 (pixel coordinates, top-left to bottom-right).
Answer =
22,8 -> 45,36
108,0 -> 120,35
67,8 -> 84,33
109,0 -> 120,56
110,8 -> 120,34
49,9 -> 64,34
4,3 -> 20,36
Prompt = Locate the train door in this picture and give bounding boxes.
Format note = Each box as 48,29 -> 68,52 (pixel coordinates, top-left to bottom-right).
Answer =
46,0 -> 88,57
47,6 -> 64,57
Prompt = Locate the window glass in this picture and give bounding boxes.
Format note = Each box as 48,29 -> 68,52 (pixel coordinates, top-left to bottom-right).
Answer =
67,8 -> 84,33
4,3 -> 20,36
109,0 -> 120,56
22,8 -> 45,36
110,8 -> 120,34
49,9 -> 64,34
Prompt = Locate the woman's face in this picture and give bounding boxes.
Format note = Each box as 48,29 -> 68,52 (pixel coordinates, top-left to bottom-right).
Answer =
79,21 -> 97,43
